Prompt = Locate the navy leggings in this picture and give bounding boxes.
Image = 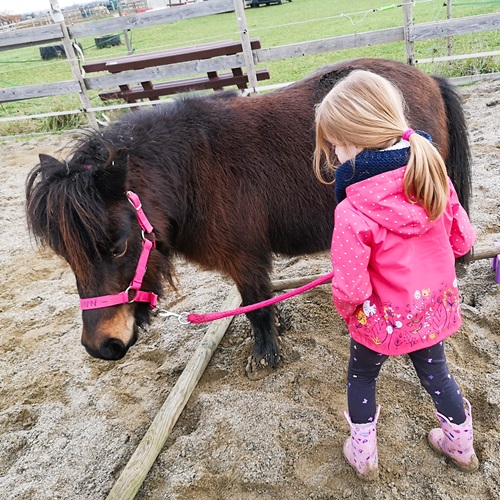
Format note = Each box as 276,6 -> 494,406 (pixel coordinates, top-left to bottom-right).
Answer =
347,339 -> 466,424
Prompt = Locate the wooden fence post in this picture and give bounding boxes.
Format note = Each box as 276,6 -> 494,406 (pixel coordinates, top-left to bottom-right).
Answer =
402,0 -> 415,65
118,5 -> 134,55
233,0 -> 259,93
49,0 -> 98,129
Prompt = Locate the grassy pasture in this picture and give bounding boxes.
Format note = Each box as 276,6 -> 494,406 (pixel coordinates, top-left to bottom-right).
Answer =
0,0 -> 498,135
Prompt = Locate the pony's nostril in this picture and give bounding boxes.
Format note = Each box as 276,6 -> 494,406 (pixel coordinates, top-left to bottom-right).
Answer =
100,338 -> 127,360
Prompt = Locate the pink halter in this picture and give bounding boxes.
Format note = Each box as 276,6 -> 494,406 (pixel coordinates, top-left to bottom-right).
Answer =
80,191 -> 158,311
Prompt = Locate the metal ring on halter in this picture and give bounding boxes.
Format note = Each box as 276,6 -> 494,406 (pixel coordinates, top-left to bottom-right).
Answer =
141,229 -> 156,246
125,286 -> 136,303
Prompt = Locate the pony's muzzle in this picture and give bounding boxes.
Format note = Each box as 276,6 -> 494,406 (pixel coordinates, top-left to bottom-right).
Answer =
80,305 -> 138,360
82,337 -> 129,360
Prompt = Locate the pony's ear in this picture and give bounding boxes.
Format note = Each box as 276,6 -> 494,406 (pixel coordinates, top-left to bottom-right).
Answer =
39,153 -> 59,166
39,153 -> 66,170
94,153 -> 129,201
38,154 -> 68,179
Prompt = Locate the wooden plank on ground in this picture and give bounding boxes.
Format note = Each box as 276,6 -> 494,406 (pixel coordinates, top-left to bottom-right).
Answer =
105,286 -> 242,500
269,246 -> 500,292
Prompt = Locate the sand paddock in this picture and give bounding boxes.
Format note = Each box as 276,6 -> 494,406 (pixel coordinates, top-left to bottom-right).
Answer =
0,79 -> 499,499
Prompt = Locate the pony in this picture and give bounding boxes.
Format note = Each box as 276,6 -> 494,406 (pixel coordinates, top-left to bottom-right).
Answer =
26,58 -> 471,379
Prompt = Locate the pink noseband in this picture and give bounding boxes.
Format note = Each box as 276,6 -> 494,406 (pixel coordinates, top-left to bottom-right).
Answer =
80,191 -> 158,311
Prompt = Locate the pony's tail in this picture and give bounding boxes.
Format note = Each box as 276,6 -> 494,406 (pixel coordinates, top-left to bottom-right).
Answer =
433,76 -> 472,215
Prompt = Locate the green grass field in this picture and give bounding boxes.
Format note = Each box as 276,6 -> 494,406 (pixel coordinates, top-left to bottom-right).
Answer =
0,0 -> 498,135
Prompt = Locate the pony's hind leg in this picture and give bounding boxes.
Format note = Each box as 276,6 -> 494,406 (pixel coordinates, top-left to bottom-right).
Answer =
244,305 -> 280,380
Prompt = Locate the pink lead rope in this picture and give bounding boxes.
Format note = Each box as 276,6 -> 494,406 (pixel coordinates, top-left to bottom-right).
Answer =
184,271 -> 335,324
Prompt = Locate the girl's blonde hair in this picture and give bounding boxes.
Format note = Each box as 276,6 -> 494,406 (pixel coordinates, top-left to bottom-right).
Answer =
314,70 -> 449,221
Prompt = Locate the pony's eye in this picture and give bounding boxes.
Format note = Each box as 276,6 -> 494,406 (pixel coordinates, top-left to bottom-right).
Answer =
111,240 -> 128,259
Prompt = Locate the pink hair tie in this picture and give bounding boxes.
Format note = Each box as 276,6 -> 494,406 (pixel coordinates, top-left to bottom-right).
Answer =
402,129 -> 415,141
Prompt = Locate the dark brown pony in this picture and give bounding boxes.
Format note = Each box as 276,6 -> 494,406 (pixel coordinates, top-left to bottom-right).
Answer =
26,58 -> 471,378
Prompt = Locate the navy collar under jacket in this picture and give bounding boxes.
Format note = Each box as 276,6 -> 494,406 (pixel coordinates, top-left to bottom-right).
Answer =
334,131 -> 432,203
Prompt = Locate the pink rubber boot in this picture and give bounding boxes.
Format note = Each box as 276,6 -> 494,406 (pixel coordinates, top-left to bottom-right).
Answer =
428,398 -> 479,472
343,404 -> 381,481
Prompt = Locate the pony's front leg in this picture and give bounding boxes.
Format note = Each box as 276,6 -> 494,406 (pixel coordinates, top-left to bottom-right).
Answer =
244,305 -> 280,380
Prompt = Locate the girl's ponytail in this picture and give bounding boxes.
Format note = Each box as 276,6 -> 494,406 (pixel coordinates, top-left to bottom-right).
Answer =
403,130 -> 449,221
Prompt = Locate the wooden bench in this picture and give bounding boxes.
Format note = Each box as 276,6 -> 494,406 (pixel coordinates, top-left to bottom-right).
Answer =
98,69 -> 271,102
82,39 -> 269,104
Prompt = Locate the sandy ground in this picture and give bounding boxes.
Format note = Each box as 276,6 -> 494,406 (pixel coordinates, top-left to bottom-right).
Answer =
0,79 -> 499,500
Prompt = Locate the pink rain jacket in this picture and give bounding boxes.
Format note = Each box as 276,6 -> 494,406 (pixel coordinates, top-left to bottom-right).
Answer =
331,166 -> 475,356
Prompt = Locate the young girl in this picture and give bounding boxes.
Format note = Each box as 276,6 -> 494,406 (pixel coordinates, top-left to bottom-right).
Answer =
314,70 -> 478,481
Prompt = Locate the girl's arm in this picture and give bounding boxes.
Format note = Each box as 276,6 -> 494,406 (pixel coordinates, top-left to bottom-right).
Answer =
448,183 -> 476,257
331,205 -> 373,319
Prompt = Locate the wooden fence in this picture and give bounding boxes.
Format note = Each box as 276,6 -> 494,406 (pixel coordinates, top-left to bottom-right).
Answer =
0,0 -> 499,128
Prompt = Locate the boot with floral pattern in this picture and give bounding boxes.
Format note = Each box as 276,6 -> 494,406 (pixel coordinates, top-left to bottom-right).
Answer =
343,404 -> 381,481
428,398 -> 479,472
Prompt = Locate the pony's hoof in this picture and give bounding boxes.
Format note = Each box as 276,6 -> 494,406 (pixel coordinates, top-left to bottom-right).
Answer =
245,355 -> 274,380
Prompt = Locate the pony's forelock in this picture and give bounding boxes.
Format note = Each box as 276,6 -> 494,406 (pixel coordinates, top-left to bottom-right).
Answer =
26,154 -> 111,287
